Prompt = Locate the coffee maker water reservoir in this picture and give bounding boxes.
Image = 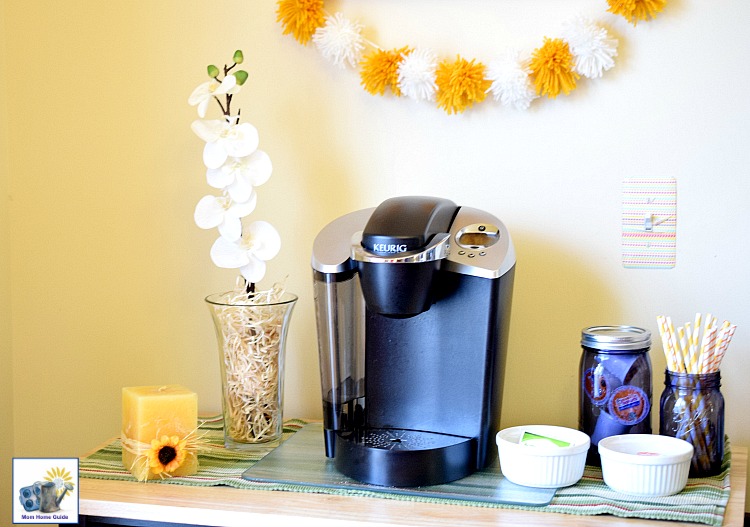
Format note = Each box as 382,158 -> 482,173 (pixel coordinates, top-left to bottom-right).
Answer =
311,196 -> 516,487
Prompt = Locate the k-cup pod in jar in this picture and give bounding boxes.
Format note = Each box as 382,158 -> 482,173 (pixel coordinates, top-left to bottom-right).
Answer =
579,326 -> 652,465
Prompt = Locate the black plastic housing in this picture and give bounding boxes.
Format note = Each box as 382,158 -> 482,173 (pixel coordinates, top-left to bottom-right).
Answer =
357,260 -> 440,317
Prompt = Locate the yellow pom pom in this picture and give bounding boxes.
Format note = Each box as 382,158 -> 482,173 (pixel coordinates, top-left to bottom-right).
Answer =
529,38 -> 579,99
276,0 -> 326,45
435,56 -> 491,115
606,0 -> 666,25
360,47 -> 411,97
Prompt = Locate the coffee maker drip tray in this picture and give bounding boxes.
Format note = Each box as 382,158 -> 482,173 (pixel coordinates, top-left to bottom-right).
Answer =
334,428 -> 476,487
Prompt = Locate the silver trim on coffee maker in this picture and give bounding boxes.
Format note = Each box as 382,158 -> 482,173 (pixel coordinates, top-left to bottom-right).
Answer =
351,232 -> 451,264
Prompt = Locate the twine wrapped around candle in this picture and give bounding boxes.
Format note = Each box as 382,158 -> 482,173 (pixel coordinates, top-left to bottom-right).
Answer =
121,429 -> 205,482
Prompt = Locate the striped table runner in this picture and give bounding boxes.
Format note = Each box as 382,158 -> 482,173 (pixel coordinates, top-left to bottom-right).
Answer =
80,417 -> 730,526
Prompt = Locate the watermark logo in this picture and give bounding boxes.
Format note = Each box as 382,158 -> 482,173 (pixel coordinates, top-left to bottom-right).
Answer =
13,458 -> 79,524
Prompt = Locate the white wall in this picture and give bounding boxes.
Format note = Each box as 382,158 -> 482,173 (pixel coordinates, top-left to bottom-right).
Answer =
3,0 -> 748,514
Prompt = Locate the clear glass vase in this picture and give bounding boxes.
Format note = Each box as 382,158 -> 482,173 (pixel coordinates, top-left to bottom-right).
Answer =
206,289 -> 297,449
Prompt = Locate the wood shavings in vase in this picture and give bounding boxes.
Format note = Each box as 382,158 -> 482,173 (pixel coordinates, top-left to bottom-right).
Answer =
211,283 -> 288,445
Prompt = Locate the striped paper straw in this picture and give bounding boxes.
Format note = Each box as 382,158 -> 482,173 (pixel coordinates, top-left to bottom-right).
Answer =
666,317 -> 684,373
685,322 -> 700,373
693,313 -> 702,350
658,316 -> 679,372
701,314 -> 716,353
699,326 -> 717,374
710,323 -> 736,373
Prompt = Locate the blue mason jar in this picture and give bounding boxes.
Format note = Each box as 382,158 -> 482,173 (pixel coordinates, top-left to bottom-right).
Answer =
659,370 -> 724,477
579,326 -> 652,465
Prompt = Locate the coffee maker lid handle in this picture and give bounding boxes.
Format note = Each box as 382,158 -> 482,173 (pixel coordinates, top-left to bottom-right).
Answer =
359,196 -> 458,254
351,231 -> 450,263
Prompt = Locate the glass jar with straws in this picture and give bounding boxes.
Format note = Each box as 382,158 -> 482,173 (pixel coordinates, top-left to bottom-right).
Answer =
656,313 -> 736,477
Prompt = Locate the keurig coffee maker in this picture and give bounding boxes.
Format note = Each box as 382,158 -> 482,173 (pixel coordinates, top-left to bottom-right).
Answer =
311,196 -> 516,487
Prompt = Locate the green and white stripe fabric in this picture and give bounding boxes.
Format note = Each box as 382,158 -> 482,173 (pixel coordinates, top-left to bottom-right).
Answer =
80,417 -> 731,526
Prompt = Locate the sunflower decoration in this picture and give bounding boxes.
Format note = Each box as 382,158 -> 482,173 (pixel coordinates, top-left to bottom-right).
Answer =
529,38 -> 580,99
147,435 -> 188,477
44,467 -> 75,498
360,47 -> 412,97
606,0 -> 666,25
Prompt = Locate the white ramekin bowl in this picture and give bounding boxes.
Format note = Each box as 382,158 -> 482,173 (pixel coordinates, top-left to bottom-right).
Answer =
496,425 -> 590,488
598,434 -> 694,496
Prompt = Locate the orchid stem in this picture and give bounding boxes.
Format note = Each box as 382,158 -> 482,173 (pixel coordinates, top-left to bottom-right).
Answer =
214,96 -> 227,115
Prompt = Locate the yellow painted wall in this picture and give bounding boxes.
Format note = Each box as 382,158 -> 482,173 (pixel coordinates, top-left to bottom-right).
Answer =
1,0 -> 14,521
2,0 -> 749,517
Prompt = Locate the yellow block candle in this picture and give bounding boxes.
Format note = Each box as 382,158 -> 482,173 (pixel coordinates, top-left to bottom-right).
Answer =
122,385 -> 199,481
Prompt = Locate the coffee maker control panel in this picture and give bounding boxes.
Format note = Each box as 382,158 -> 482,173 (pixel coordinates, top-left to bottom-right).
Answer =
444,207 -> 515,280
456,223 -> 500,249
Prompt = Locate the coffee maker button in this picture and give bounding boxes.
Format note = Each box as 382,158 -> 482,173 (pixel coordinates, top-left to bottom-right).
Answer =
458,250 -> 466,255
479,251 -> 486,256
468,253 -> 476,258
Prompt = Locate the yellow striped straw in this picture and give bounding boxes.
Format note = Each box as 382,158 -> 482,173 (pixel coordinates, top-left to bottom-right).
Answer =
661,313 -> 736,374
678,326 -> 690,372
666,317 -> 679,372
666,317 -> 684,373
657,316 -> 677,372
685,322 -> 698,374
692,313 -> 702,350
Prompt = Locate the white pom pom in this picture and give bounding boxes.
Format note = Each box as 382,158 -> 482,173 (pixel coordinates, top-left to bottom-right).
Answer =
312,12 -> 366,69
397,48 -> 438,102
562,16 -> 618,79
486,51 -> 538,111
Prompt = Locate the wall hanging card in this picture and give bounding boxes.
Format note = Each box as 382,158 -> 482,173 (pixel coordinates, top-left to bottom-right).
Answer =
621,178 -> 677,269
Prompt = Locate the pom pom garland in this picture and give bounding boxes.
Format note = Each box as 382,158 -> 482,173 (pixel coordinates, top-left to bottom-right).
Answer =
360,47 -> 412,97
276,0 -> 326,45
313,12 -> 365,69
436,56 -> 491,115
397,48 -> 439,103
562,17 -> 619,79
530,38 -> 580,98
277,0 -> 668,114
486,51 -> 538,110
606,0 -> 666,25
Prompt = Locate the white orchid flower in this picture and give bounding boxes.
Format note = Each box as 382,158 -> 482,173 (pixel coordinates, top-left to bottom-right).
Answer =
210,221 -> 281,283
191,119 -> 259,170
188,75 -> 240,118
206,150 -> 273,203
194,192 -> 257,242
